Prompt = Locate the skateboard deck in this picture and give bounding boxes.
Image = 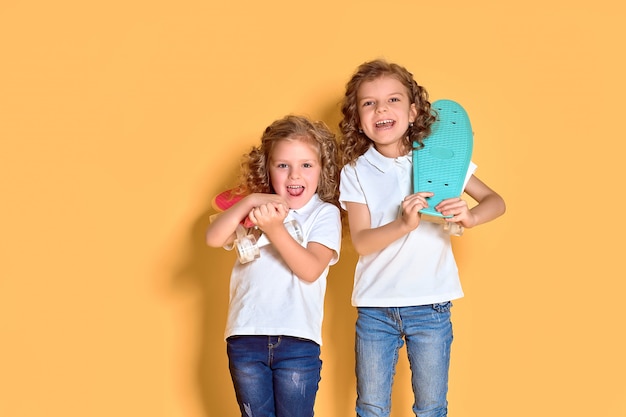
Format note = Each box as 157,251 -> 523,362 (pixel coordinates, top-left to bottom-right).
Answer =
412,99 -> 473,218
211,188 -> 255,228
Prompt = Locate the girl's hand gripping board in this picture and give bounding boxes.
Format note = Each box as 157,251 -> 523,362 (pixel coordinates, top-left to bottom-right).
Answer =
211,188 -> 303,263
412,99 -> 473,219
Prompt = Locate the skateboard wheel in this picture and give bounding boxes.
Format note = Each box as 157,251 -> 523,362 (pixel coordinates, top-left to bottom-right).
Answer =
235,234 -> 261,264
284,220 -> 304,244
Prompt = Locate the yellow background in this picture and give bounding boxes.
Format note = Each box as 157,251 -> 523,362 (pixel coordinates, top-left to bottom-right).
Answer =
1,1 -> 624,416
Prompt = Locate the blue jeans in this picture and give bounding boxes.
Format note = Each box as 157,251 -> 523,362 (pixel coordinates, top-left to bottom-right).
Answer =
355,304 -> 453,417
226,335 -> 322,417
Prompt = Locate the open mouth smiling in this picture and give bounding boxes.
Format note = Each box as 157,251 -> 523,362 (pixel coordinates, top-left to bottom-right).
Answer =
287,185 -> 305,196
375,119 -> 395,129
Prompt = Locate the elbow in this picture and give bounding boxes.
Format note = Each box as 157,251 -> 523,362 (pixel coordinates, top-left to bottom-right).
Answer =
479,193 -> 507,221
351,240 -> 375,257
297,264 -> 329,283
497,195 -> 507,217
205,227 -> 235,248
205,231 -> 217,247
205,233 -> 226,248
298,268 -> 324,283
299,274 -> 320,283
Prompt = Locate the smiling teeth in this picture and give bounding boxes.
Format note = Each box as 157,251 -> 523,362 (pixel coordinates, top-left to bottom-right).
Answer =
376,119 -> 394,126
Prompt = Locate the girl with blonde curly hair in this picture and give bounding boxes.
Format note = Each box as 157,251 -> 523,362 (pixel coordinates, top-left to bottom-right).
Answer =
206,114 -> 342,417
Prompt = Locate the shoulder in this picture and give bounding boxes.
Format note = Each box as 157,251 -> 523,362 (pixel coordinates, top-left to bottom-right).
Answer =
340,156 -> 367,179
311,200 -> 341,220
298,195 -> 340,219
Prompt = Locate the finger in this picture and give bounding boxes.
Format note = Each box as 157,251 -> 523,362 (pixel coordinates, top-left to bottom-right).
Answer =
257,204 -> 272,216
248,209 -> 257,223
438,199 -> 465,213
275,203 -> 289,216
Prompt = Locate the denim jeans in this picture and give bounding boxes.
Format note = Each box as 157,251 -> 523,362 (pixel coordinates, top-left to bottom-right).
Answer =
226,335 -> 322,417
355,303 -> 453,417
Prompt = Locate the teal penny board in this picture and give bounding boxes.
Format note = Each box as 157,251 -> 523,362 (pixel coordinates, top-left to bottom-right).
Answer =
412,99 -> 473,218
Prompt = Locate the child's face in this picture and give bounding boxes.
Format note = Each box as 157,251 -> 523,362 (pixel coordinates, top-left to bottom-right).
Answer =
269,139 -> 321,210
356,75 -> 417,158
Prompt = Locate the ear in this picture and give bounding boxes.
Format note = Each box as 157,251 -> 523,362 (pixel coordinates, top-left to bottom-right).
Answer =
409,103 -> 418,123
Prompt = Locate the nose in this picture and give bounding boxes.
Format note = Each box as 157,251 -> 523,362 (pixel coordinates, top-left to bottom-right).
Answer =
289,166 -> 301,179
375,102 -> 388,113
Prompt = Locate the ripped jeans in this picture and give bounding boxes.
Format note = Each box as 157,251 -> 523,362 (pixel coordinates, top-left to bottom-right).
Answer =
355,304 -> 453,417
226,335 -> 322,417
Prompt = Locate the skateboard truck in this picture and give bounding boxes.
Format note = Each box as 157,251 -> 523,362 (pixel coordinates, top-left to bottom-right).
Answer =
420,213 -> 465,236
443,222 -> 464,237
231,219 -> 303,264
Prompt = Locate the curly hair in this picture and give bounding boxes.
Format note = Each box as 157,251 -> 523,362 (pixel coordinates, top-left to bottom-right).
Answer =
339,59 -> 436,166
235,115 -> 340,208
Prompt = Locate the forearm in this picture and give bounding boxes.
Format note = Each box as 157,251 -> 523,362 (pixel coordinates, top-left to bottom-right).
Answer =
205,211 -> 245,248
467,193 -> 506,227
351,218 -> 413,256
205,199 -> 254,247
269,231 -> 332,282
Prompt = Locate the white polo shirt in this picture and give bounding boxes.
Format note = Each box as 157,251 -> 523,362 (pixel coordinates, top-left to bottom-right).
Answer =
340,146 -> 475,307
224,194 -> 341,346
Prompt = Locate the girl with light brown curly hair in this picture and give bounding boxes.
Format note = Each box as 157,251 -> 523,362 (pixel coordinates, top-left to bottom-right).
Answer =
338,59 -> 505,417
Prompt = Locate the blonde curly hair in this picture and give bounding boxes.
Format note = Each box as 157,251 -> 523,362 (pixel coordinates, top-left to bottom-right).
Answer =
339,59 -> 436,166
235,115 -> 340,208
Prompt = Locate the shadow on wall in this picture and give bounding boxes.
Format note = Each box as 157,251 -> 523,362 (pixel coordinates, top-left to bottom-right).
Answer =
315,97 -> 360,416
321,242 -> 359,416
169,163 -> 242,417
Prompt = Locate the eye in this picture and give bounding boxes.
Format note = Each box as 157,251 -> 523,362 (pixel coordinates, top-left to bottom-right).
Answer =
303,163 -> 313,168
389,97 -> 400,103
277,163 -> 288,169
362,100 -> 375,107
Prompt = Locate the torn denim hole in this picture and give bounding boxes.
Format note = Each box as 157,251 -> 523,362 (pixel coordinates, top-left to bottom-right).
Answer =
432,301 -> 452,313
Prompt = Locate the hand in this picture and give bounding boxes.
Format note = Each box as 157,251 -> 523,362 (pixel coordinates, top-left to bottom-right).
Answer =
400,192 -> 433,230
248,202 -> 289,233
435,197 -> 476,228
241,193 -> 288,225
